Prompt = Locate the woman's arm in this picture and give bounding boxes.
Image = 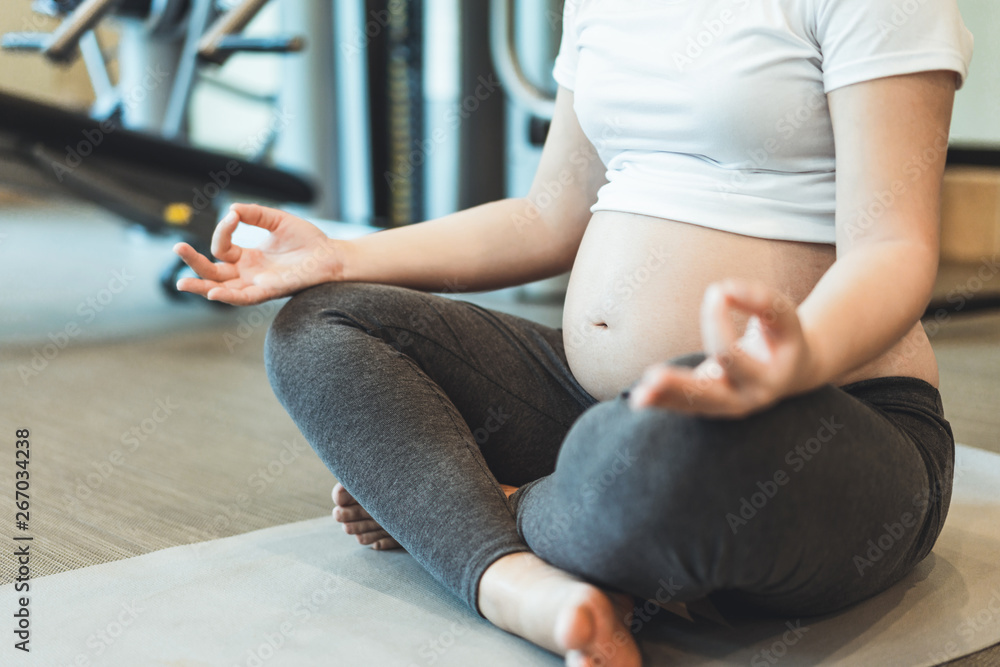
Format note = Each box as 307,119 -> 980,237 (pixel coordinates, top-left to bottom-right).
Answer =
342,86 -> 606,292
628,70 -> 955,417
795,70 -> 954,384
174,86 -> 605,304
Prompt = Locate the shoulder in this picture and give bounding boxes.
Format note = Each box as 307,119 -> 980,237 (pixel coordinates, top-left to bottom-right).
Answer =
806,0 -> 973,93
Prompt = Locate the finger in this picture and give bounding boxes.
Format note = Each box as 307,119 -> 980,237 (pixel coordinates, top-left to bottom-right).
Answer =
230,202 -> 284,233
734,314 -> 772,363
629,364 -> 693,409
175,277 -> 223,298
629,364 -> 746,417
342,519 -> 384,535
700,283 -> 740,359
173,242 -> 238,282
720,279 -> 798,336
211,210 -> 242,263
204,285 -> 270,306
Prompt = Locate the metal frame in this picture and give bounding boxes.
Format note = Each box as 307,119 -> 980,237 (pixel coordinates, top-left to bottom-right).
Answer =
489,0 -> 556,120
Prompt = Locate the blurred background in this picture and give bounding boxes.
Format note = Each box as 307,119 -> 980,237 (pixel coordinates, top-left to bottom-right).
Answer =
0,0 -> 997,611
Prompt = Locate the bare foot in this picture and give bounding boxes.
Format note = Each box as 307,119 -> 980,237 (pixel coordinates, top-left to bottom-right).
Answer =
331,482 -> 402,550
479,552 -> 641,666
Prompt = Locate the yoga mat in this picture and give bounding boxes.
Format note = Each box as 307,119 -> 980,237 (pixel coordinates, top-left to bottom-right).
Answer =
2,444 -> 999,666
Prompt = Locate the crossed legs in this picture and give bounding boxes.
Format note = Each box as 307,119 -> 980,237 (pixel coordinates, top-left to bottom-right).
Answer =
265,281 -> 953,659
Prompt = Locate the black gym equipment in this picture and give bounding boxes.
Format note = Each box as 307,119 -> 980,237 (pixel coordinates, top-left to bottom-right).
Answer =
1,0 -> 313,298
0,90 -> 315,298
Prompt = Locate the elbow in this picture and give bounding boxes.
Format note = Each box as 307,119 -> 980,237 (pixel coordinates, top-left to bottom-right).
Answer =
513,196 -> 586,275
911,239 -> 940,307
887,238 -> 939,317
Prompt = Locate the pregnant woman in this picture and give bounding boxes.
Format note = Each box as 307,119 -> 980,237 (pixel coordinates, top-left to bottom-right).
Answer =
174,1 -> 973,664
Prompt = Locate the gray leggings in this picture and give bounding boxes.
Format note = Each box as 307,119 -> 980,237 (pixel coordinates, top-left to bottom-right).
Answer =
264,281 -> 954,618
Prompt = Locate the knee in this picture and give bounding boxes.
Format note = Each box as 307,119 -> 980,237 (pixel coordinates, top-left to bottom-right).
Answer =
264,282 -> 390,383
267,280 -> 395,346
554,398 -> 815,547
270,280 -> 379,332
558,399 -> 738,507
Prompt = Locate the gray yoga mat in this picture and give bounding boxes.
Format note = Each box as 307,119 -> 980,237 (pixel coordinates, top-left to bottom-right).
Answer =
2,443 -> 999,666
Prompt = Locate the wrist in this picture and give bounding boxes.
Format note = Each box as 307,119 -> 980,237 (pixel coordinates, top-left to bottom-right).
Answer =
793,321 -> 830,394
324,237 -> 354,283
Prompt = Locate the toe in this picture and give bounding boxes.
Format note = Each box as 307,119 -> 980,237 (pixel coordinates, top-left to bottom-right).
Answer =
372,536 -> 402,550
342,519 -> 383,535
334,505 -> 371,522
332,482 -> 357,507
355,529 -> 391,545
556,601 -> 596,653
559,589 -> 641,667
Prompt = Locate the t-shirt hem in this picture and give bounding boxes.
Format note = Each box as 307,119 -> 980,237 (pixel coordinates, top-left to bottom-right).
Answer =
823,51 -> 970,93
589,202 -> 837,245
552,58 -> 576,91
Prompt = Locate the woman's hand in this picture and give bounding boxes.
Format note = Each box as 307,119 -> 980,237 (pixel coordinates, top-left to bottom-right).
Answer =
628,279 -> 817,418
173,203 -> 350,305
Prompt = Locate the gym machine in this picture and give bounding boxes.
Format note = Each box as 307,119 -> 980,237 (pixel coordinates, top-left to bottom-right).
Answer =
0,0 -> 313,298
0,0 -> 571,302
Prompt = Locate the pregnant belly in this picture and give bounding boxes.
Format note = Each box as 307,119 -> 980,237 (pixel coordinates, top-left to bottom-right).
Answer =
562,211 -> 938,401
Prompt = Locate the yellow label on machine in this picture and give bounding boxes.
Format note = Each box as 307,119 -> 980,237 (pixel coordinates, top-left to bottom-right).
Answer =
164,204 -> 193,225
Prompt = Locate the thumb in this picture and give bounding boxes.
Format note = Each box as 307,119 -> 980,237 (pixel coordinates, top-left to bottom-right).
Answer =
230,202 -> 285,233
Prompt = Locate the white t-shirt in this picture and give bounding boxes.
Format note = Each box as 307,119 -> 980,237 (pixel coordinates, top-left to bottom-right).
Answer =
554,0 -> 974,244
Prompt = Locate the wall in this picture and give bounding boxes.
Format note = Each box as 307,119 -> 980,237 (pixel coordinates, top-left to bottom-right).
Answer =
0,2 -> 97,109
952,0 -> 1000,147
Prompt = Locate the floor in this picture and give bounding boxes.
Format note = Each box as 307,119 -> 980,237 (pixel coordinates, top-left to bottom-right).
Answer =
0,196 -> 998,665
